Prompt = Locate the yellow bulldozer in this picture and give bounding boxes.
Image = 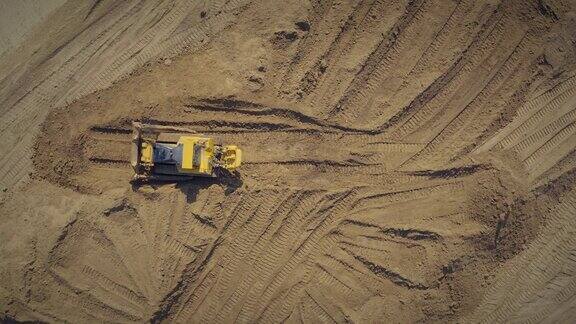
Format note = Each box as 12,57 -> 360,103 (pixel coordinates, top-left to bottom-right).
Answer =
130,122 -> 242,181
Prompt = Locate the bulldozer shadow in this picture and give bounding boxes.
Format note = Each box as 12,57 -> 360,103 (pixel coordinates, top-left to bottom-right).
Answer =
131,170 -> 243,203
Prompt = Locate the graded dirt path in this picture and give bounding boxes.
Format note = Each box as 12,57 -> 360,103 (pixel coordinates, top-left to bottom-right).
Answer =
1,0 -> 576,323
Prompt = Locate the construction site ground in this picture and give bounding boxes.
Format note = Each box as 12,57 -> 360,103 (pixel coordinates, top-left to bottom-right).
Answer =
1,0 -> 576,322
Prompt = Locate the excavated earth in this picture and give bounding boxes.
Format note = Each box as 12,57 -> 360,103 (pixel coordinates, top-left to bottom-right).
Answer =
1,0 -> 576,322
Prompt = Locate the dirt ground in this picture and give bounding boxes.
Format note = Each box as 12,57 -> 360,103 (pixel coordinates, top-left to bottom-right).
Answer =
1,0 -> 576,322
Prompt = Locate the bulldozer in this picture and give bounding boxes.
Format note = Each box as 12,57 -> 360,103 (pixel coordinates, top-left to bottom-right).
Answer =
130,122 -> 242,181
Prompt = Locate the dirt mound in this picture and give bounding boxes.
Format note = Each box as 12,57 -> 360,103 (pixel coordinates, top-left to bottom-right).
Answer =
2,0 -> 576,322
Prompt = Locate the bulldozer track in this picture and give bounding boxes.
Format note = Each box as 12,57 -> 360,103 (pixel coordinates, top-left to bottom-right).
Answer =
90,126 -> 133,135
477,74 -> 576,184
327,0 -> 445,125
294,0 -> 405,108
391,9 -> 526,141
465,189 -> 576,323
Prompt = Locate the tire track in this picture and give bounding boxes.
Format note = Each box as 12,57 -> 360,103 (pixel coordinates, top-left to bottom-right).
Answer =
374,0 -> 492,127
328,0 -> 458,128
477,75 -> 576,152
279,0 -> 346,91
397,27 -> 533,168
325,0 -> 425,123
294,0 -> 400,101
465,189 -> 576,323
304,0 -> 408,114
390,9 -> 524,142
476,72 -> 576,182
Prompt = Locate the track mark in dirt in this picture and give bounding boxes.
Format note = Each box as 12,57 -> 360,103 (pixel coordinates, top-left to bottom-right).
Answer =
85,0 -> 105,20
327,0 -> 426,118
466,188 -> 576,323
352,253 -> 428,290
390,10 -> 521,141
292,0 -> 382,96
407,164 -> 486,179
184,98 -> 376,133
377,0 -> 504,132
477,74 -> 576,183
90,126 -> 132,134
380,228 -> 440,241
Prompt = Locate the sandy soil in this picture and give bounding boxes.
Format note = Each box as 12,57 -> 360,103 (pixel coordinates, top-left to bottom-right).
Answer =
0,0 -> 66,57
1,0 -> 576,323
